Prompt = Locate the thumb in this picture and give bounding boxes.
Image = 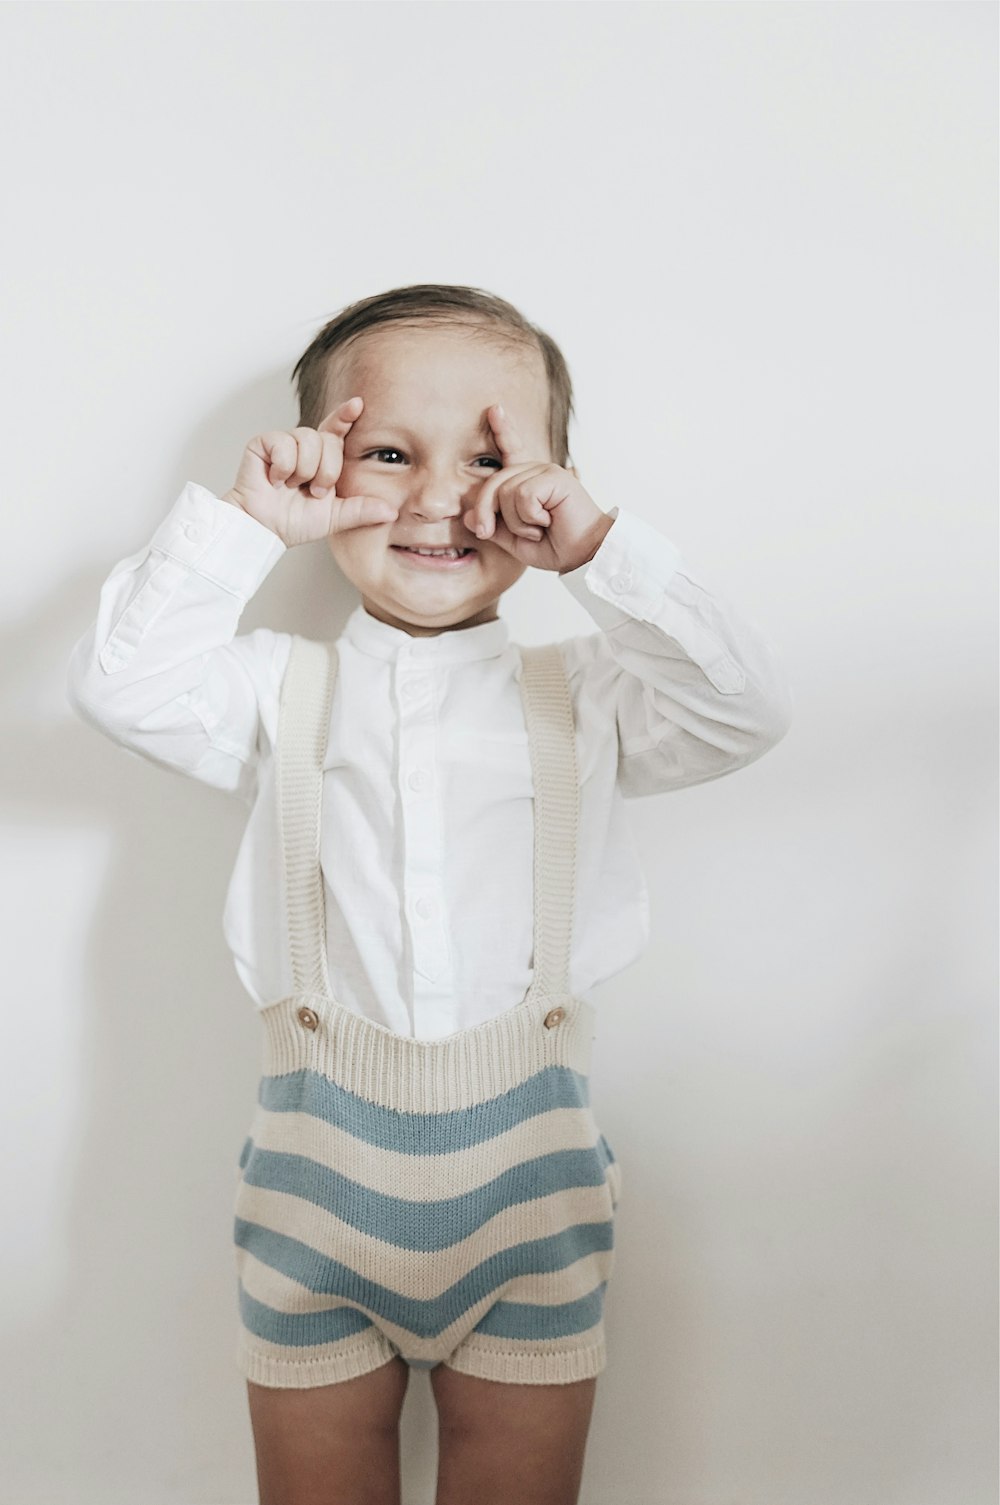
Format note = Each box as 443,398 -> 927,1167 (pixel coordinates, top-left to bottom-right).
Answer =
330,494 -> 399,532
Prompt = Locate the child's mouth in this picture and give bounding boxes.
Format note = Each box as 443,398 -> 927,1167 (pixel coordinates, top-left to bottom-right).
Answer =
390,546 -> 478,570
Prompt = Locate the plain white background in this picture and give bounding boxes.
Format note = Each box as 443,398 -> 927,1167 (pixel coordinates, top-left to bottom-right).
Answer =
1,2 -> 995,1502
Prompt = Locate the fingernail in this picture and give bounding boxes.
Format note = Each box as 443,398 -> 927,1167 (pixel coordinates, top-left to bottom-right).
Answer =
496,404 -> 505,418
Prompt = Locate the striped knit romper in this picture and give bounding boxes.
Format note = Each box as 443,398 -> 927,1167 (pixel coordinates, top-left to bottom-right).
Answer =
233,633 -> 622,1388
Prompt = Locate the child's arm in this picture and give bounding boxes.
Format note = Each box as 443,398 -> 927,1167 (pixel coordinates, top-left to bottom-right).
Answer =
463,404 -> 792,798
66,482 -> 290,800
66,399 -> 396,799
556,504 -> 793,798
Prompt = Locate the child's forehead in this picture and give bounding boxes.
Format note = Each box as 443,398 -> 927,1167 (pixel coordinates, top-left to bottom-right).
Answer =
330,327 -> 547,412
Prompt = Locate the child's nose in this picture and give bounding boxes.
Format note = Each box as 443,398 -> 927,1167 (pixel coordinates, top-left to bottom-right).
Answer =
402,479 -> 474,520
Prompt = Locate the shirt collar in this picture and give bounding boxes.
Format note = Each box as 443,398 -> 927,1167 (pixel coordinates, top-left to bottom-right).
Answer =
341,603 -> 511,664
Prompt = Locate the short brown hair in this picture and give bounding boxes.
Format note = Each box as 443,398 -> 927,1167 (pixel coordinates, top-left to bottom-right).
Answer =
290,283 -> 576,468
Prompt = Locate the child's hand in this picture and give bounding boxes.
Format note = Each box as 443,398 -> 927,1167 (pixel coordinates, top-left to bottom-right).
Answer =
463,404 -> 614,574
221,397 -> 399,548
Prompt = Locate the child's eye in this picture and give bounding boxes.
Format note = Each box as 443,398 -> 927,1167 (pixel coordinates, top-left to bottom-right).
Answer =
363,449 -> 502,469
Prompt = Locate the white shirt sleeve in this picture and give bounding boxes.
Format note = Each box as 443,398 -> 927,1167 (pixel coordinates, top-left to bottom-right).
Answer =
558,505 -> 794,798
66,482 -> 289,802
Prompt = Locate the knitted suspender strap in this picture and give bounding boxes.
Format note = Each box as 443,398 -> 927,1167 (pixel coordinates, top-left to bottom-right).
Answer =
518,643 -> 580,999
276,635 -> 580,1005
276,635 -> 337,999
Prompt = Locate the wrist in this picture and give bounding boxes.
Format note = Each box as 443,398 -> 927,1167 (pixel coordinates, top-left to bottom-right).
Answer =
558,511 -> 615,574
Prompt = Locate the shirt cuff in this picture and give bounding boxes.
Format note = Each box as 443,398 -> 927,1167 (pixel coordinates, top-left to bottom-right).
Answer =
148,481 -> 287,597
558,504 -> 685,629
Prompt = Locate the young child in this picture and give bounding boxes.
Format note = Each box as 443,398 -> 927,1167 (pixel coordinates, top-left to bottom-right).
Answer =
67,284 -> 792,1505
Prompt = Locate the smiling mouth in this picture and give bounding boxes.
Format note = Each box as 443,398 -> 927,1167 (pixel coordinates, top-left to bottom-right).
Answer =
391,546 -> 477,558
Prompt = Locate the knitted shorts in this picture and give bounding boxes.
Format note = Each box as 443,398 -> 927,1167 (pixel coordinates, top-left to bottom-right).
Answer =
232,987 -> 620,1387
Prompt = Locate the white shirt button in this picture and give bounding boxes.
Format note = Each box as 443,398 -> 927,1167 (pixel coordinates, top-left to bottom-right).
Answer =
415,896 -> 437,919
182,523 -> 202,543
610,572 -> 632,594
400,677 -> 427,699
407,768 -> 428,792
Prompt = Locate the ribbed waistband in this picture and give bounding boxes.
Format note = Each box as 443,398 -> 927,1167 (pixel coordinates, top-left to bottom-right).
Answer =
256,989 -> 597,1113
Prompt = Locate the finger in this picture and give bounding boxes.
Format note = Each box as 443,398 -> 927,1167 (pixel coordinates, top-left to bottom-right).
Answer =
289,427 -> 323,489
465,465 -> 550,540
498,481 -> 546,542
485,402 -> 533,469
310,428 -> 348,497
492,510 -> 543,546
316,395 -> 364,438
262,431 -> 299,486
310,399 -> 364,496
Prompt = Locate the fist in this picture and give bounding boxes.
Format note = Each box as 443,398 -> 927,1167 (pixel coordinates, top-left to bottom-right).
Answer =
222,396 -> 399,548
462,404 -> 612,574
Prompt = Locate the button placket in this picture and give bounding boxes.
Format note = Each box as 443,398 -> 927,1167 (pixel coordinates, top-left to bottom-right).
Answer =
396,655 -> 450,986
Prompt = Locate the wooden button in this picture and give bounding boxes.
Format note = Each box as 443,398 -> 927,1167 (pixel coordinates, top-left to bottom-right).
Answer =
543,1007 -> 566,1030
296,1006 -> 319,1031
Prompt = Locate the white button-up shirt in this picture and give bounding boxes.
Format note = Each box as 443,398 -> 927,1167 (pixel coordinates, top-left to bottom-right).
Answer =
67,483 -> 793,1039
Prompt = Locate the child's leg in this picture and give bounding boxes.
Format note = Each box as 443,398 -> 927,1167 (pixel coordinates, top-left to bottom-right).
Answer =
246,1355 -> 411,1505
430,1366 -> 598,1505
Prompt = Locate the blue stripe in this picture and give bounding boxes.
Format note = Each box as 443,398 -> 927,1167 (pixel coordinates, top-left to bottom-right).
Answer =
235,1219 -> 613,1346
257,1063 -> 591,1152
240,1129 -> 616,1177
239,1140 -> 615,1249
238,1287 -> 378,1347
472,1281 -> 608,1341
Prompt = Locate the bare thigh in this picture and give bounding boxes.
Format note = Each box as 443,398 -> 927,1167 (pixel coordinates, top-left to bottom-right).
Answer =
430,1364 -> 598,1505
246,1354 -> 411,1505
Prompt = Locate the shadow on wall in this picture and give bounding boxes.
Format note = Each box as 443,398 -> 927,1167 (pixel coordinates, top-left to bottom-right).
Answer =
2,375 -> 442,1503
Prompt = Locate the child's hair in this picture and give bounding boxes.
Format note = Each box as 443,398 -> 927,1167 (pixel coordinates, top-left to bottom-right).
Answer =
291,283 -> 576,468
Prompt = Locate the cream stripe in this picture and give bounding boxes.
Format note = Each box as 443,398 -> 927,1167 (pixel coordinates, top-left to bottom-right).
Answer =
447,1324 -> 606,1361
236,1244 -> 615,1319
237,1300 -> 606,1380
444,1324 -> 606,1377
235,1178 -> 617,1301
236,1323 -> 397,1383
236,1246 -> 614,1363
257,990 -> 596,1114
244,1104 -> 607,1200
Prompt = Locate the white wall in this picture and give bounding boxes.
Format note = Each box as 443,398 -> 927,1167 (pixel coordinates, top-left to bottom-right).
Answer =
2,3 -> 995,1502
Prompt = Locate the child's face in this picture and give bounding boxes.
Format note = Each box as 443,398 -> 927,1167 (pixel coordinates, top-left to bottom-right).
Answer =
321,325 -> 554,636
